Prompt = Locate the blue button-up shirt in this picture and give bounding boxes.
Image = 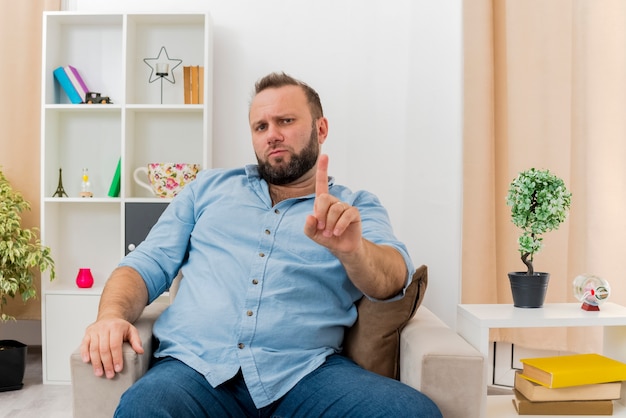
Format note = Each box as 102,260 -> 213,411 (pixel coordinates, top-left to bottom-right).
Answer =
120,165 -> 413,408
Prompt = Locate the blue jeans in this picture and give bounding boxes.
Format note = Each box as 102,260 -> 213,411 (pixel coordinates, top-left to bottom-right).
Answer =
115,354 -> 442,417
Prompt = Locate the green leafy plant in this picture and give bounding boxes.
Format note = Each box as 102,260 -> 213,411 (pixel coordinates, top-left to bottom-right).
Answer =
506,168 -> 572,276
0,168 -> 55,321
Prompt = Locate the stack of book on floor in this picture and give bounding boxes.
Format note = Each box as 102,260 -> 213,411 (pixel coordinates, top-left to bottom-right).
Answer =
513,353 -> 626,415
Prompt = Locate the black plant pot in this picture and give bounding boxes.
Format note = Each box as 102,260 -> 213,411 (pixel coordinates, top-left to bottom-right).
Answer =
0,340 -> 27,391
508,272 -> 550,308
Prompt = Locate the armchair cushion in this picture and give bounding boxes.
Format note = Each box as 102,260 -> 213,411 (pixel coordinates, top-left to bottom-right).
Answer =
343,264 -> 427,379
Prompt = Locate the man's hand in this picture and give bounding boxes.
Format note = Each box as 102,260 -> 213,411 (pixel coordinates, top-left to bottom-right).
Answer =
304,154 -> 362,255
304,154 -> 407,300
80,318 -> 144,379
79,266 -> 149,378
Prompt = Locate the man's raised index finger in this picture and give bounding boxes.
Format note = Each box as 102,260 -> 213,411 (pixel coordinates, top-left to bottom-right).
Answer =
316,154 -> 329,196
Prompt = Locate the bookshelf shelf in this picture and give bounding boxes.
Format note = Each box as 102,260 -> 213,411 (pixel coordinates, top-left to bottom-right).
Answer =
125,104 -> 204,111
40,11 -> 212,384
457,303 -> 626,417
44,104 -> 123,111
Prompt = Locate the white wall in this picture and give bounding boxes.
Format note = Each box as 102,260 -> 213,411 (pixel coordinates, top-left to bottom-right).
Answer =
73,0 -> 464,327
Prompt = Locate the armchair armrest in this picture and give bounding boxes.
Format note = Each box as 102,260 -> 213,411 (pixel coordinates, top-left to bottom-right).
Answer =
70,302 -> 168,418
400,306 -> 486,418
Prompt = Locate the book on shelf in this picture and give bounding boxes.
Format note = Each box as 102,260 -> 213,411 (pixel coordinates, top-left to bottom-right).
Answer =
512,389 -> 613,415
53,66 -> 82,104
520,353 -> 626,388
183,66 -> 191,104
514,371 -> 621,402
183,65 -> 204,104
64,65 -> 89,103
107,158 -> 121,198
191,65 -> 199,104
198,66 -> 204,104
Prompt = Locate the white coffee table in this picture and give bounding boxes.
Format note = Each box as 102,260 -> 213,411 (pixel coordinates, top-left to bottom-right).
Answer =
457,302 -> 626,417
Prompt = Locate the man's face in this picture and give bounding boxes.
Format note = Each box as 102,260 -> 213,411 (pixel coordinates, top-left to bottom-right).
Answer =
249,85 -> 326,185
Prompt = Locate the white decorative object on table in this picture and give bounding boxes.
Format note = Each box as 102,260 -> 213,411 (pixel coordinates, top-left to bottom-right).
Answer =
573,273 -> 610,311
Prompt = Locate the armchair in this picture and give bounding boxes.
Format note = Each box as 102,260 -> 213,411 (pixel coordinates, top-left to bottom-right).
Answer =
71,268 -> 485,418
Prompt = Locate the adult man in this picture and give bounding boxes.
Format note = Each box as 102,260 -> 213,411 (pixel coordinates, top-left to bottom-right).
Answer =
81,72 -> 441,417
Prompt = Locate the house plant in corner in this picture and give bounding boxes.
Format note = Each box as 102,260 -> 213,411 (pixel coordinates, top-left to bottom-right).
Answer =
506,168 -> 571,308
0,167 -> 55,391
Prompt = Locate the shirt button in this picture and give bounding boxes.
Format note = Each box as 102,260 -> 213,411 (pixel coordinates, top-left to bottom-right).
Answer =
238,343 -> 245,349
274,209 -> 280,214
259,252 -> 265,257
247,310 -> 253,317
265,229 -> 271,235
252,279 -> 259,285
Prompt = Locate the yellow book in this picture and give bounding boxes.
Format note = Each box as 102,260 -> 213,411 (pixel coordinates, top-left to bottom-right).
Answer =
520,353 -> 626,388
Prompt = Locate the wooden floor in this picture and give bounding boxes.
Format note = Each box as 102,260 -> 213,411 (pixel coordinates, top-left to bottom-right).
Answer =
0,346 -> 73,418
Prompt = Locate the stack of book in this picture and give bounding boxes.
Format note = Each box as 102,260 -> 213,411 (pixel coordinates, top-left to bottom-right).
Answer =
512,353 -> 626,415
183,65 -> 204,104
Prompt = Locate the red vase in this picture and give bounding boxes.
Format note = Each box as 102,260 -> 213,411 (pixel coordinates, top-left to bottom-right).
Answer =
76,268 -> 94,288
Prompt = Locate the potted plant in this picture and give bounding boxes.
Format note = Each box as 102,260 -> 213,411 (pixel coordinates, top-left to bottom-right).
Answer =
506,168 -> 571,308
0,167 -> 55,391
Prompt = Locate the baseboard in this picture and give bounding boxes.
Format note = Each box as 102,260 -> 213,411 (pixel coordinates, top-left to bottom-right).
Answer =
0,320 -> 41,345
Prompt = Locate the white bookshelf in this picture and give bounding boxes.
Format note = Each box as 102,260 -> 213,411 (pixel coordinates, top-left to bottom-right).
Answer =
457,303 -> 626,417
40,11 -> 212,383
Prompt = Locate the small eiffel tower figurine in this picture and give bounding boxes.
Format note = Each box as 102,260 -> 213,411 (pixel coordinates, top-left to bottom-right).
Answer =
52,168 -> 68,197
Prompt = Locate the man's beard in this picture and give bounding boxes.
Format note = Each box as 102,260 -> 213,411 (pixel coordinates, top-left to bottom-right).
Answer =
257,127 -> 319,185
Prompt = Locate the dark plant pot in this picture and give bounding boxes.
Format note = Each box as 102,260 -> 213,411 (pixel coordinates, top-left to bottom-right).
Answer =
0,340 -> 27,391
508,272 -> 550,308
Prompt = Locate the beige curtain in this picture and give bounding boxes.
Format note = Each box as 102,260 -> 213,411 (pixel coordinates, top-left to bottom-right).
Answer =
463,0 -> 626,352
0,0 -> 60,319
